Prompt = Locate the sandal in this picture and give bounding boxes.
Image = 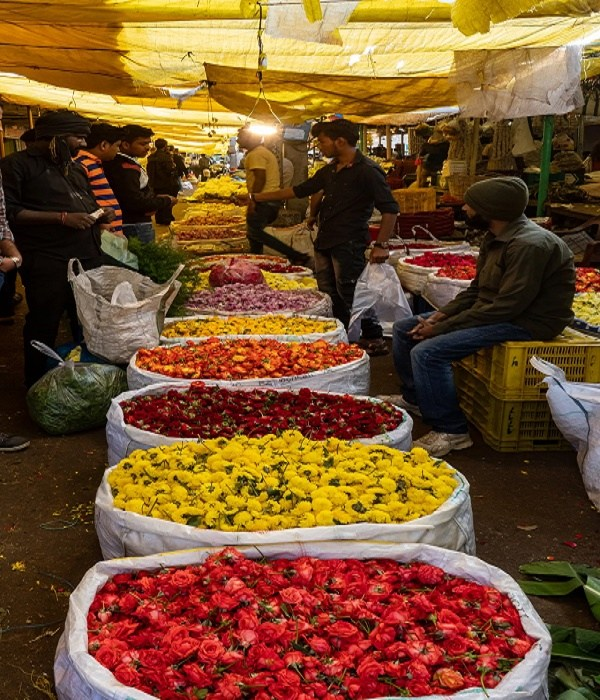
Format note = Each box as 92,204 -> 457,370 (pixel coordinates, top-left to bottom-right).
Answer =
357,337 -> 389,357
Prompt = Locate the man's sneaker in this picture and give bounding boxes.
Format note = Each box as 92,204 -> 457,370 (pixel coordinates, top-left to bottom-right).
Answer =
357,337 -> 389,357
412,430 -> 473,458
376,394 -> 421,416
0,433 -> 30,453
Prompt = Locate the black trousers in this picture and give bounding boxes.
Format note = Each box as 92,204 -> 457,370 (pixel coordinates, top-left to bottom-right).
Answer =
20,254 -> 102,387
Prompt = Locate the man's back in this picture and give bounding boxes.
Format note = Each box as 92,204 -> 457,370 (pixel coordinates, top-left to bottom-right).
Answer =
245,145 -> 280,193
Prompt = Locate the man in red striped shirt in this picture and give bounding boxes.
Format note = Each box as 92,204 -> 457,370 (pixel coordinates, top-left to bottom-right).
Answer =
75,122 -> 124,236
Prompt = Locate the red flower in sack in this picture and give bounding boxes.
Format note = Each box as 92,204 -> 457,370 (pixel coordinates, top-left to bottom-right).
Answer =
93,639 -> 128,670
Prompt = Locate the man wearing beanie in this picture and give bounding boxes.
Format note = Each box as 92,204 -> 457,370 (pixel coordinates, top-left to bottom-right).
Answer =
384,176 -> 575,458
1,109 -> 115,387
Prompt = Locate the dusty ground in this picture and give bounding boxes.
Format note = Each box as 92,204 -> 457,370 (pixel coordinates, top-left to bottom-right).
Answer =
0,288 -> 599,699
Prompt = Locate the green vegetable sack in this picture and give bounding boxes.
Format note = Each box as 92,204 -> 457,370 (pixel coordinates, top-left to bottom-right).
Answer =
26,342 -> 128,435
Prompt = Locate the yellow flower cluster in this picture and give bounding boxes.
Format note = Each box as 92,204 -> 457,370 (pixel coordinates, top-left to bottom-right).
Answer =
108,431 -> 457,531
193,271 -> 317,291
163,315 -> 338,338
572,293 -> 600,326
189,177 -> 246,201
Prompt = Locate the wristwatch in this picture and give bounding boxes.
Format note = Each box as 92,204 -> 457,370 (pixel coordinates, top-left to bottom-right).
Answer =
373,241 -> 390,249
11,256 -> 21,268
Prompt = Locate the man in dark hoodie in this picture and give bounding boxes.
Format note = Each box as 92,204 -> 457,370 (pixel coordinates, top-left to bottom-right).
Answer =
147,138 -> 179,225
385,177 -> 575,458
104,125 -> 176,242
1,109 -> 114,386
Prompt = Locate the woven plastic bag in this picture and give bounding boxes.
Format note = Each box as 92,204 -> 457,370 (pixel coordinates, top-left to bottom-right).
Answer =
26,342 -> 128,435
68,260 -> 182,364
54,542 -> 551,700
348,262 -> 412,341
531,357 -> 600,508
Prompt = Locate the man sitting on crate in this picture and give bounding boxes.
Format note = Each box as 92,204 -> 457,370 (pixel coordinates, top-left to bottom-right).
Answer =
383,176 -> 575,458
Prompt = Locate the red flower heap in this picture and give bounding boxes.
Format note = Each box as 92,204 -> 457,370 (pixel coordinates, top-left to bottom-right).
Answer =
121,384 -> 402,440
88,548 -> 536,699
135,339 -> 363,381
405,253 -> 477,270
435,258 -> 478,281
576,267 -> 600,293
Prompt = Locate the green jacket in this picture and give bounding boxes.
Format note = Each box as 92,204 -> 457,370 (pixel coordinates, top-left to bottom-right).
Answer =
434,215 -> 575,340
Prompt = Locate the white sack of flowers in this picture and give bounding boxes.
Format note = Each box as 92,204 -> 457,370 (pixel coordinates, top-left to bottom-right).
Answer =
55,541 -> 551,700
95,432 -> 475,559
126,348 -> 370,395
159,314 -> 348,345
423,273 -> 473,309
106,383 -> 413,465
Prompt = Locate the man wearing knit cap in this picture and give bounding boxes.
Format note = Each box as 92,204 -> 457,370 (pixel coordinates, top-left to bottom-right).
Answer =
383,176 -> 575,458
1,109 -> 115,387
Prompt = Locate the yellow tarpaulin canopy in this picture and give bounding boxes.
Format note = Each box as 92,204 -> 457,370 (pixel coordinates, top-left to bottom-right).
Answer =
1,0 -> 600,137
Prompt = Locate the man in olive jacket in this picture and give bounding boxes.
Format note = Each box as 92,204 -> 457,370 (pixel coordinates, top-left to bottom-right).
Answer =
387,177 -> 575,458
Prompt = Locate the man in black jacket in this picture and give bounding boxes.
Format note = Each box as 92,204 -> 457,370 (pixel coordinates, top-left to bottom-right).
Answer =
1,109 -> 114,386
104,125 -> 176,242
147,138 -> 179,225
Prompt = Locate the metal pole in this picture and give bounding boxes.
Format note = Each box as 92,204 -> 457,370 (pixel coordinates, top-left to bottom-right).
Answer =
359,124 -> 367,153
27,106 -> 34,128
536,115 -> 554,217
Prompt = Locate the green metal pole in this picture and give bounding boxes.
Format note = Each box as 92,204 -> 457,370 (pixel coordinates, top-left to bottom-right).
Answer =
359,124 -> 367,153
536,115 -> 554,217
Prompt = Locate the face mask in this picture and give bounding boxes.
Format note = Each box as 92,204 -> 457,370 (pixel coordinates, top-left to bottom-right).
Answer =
465,212 -> 490,230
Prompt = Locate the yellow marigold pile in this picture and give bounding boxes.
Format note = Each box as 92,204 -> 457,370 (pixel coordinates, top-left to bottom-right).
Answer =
108,431 -> 457,531
162,315 -> 338,338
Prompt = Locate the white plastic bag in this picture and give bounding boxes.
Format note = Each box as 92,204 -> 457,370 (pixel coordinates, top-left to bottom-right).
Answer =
54,542 -> 551,700
127,347 -> 370,394
68,260 -> 183,364
531,357 -> 599,508
348,262 -> 412,341
105,383 -> 413,465
95,464 -> 474,559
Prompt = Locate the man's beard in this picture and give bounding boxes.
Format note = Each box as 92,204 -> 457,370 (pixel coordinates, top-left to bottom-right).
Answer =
465,212 -> 490,230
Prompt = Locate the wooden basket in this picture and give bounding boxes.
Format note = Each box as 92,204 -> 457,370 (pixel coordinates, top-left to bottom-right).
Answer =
392,188 -> 437,213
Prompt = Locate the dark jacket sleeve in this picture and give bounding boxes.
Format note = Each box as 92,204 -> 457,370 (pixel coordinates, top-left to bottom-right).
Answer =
104,159 -> 169,217
0,155 -> 26,223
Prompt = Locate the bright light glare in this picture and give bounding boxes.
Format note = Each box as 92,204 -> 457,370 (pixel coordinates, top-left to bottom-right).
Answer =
363,45 -> 376,56
247,123 -> 279,136
348,54 -> 361,66
570,27 -> 600,46
396,60 -> 406,71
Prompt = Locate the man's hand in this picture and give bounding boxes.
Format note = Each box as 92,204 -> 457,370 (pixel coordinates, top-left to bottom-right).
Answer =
64,212 -> 97,230
408,312 -> 447,340
157,194 -> 178,205
369,247 -> 389,264
99,208 -> 116,224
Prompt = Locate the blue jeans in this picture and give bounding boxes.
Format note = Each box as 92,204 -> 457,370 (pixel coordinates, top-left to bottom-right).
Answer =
392,313 -> 532,434
0,270 -> 4,291
246,202 -> 299,259
123,222 -> 155,244
315,240 -> 381,337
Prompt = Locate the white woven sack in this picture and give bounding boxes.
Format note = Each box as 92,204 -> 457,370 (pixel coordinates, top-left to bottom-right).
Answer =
263,223 -> 316,257
423,273 -> 473,309
126,349 -> 369,393
67,260 -> 182,364
160,314 -> 347,345
96,463 -> 473,559
531,357 -> 599,508
55,542 -> 551,700
186,289 -> 332,318
106,383 -> 413,465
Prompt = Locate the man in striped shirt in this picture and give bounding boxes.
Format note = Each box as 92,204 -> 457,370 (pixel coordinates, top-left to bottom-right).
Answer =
75,122 -> 124,236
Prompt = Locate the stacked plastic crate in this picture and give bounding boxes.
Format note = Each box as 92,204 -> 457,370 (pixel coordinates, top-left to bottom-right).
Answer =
454,329 -> 600,451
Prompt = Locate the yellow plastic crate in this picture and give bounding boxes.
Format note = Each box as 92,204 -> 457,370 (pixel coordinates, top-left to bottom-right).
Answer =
454,365 -> 571,452
392,188 -> 437,213
458,328 -> 600,401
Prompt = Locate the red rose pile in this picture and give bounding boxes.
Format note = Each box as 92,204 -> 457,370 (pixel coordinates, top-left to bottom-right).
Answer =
405,253 -> 477,269
576,267 -> 600,293
88,548 -> 535,699
436,258 -> 478,280
121,384 -> 402,440
135,339 -> 364,380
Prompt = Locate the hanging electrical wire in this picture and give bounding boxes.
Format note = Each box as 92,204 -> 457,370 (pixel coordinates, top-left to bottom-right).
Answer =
245,1 -> 282,125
